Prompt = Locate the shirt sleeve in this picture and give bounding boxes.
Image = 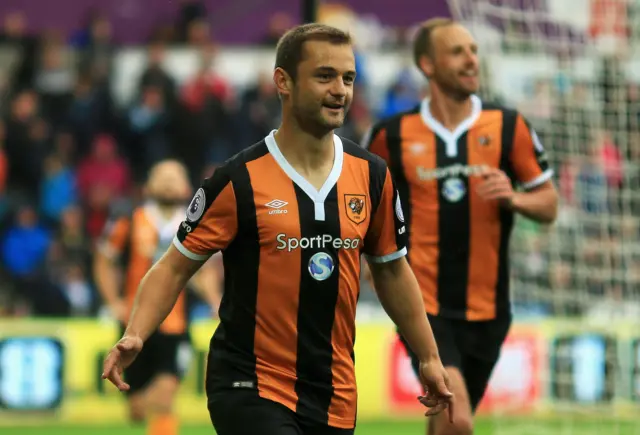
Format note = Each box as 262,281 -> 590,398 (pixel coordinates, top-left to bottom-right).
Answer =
510,114 -> 554,190
361,124 -> 391,165
363,167 -> 408,263
97,216 -> 130,260
173,167 -> 238,261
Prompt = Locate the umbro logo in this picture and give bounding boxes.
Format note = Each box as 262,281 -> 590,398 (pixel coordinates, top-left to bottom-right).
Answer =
266,199 -> 288,215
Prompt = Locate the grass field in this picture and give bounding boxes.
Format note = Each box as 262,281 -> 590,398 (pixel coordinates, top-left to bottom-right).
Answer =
4,419 -> 640,435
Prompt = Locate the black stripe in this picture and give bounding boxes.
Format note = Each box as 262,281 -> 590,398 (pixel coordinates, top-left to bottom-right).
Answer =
436,134 -> 470,318
523,117 -> 550,172
367,157 -> 386,218
294,185 -> 341,425
496,111 -> 518,317
500,109 -> 517,181
386,118 -> 411,254
206,144 -> 267,395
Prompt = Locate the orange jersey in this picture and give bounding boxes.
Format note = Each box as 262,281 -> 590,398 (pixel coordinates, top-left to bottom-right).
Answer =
99,203 -> 188,334
365,96 -> 553,321
174,131 -> 406,429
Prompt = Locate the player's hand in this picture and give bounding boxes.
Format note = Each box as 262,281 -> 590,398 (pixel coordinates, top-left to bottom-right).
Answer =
101,335 -> 144,392
417,358 -> 454,422
476,168 -> 515,207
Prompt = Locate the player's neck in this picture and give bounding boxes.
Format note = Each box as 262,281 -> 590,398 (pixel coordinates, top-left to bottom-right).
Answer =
274,122 -> 335,177
428,90 -> 474,132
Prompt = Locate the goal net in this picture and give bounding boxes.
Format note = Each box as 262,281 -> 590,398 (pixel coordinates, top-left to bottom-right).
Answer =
444,0 -> 640,430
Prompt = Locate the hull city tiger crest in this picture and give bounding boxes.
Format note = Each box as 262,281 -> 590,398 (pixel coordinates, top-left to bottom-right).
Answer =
344,194 -> 367,224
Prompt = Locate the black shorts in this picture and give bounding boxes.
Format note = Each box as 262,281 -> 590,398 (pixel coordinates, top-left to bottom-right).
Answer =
399,313 -> 511,412
122,327 -> 192,395
208,389 -> 354,435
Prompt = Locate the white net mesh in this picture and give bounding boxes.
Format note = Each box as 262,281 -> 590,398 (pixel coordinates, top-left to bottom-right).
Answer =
444,0 -> 640,431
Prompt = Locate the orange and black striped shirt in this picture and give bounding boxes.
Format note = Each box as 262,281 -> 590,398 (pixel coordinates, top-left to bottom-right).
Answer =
99,203 -> 188,334
365,95 -> 553,321
173,131 -> 407,429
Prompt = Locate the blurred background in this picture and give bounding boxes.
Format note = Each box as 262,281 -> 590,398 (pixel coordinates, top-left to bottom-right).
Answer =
0,0 -> 639,434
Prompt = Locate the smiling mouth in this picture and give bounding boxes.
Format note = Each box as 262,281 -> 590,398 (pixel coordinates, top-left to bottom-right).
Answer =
323,103 -> 344,110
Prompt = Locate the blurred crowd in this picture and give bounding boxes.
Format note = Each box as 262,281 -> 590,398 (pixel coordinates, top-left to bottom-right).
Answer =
0,3 -> 638,321
0,5 -> 411,318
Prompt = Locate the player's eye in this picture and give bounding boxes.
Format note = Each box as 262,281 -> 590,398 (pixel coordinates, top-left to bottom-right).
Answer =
317,74 -> 332,82
343,76 -> 355,85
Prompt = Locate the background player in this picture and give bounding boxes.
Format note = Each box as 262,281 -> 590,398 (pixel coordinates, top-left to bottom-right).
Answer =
94,159 -> 221,435
364,18 -> 559,435
102,23 -> 453,435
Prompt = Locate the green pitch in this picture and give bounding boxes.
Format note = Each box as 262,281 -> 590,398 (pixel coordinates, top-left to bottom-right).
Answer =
5,419 -> 640,435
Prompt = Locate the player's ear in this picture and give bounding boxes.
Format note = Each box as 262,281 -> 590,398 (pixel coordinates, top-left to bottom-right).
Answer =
419,54 -> 434,78
274,67 -> 293,98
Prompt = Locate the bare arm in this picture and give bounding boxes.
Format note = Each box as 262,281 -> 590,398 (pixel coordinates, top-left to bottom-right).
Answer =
369,257 -> 439,362
124,244 -> 204,341
93,251 -> 124,310
510,180 -> 558,224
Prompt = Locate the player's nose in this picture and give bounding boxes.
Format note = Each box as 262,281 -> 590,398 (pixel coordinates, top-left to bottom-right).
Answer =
329,79 -> 347,97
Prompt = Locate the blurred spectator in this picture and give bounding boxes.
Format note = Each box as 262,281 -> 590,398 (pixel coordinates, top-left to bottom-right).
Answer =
175,0 -> 208,43
4,90 -> 48,199
181,45 -> 231,110
78,14 -> 114,81
239,72 -> 281,144
126,84 -> 172,179
40,153 -> 78,223
56,205 -> 92,272
137,43 -> 177,111
76,134 -> 131,239
378,68 -> 421,119
77,134 -> 130,200
0,11 -> 39,89
52,130 -> 77,166
65,74 -> 108,157
179,46 -> 234,178
1,203 -> 72,316
186,19 -> 212,47
262,12 -> 294,46
1,204 -> 51,279
69,9 -> 98,48
34,37 -> 75,127
47,205 -> 94,316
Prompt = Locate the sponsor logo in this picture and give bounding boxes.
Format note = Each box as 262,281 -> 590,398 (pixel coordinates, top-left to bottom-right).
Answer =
266,199 -> 288,215
186,188 -> 206,222
416,164 -> 488,181
442,177 -> 466,202
276,234 -> 361,252
308,252 -> 335,281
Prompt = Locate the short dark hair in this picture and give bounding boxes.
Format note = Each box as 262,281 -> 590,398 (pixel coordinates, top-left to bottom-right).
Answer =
275,23 -> 352,81
413,17 -> 455,68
